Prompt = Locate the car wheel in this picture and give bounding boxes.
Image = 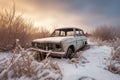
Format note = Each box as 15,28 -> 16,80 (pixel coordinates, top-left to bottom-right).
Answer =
66,48 -> 74,59
85,41 -> 87,45
83,41 -> 87,47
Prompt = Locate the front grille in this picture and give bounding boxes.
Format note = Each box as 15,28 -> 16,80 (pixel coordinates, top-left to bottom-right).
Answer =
37,43 -> 55,50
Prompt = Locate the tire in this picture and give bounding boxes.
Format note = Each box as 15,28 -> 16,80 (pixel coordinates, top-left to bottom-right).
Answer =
81,41 -> 88,50
85,41 -> 87,45
65,48 -> 74,59
83,41 -> 87,48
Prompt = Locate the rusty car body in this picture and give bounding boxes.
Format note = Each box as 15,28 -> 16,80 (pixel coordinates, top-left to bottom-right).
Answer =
32,27 -> 87,58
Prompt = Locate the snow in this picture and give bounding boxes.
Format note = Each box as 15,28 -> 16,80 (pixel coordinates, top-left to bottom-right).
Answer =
27,48 -> 65,54
32,36 -> 74,43
0,52 -> 12,60
53,45 -> 120,80
0,41 -> 120,80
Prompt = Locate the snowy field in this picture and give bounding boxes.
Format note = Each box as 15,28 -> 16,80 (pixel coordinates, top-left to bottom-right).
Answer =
56,45 -> 120,80
0,42 -> 120,80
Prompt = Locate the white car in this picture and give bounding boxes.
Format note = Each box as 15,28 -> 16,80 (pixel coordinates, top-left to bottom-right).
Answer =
32,27 -> 87,59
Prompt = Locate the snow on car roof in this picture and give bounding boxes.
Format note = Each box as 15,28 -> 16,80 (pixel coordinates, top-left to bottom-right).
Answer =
56,27 -> 83,31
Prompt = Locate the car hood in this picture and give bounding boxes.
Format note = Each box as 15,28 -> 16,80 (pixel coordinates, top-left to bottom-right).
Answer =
32,36 -> 74,43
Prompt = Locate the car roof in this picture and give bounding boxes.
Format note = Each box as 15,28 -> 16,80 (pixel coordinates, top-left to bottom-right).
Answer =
55,27 -> 83,31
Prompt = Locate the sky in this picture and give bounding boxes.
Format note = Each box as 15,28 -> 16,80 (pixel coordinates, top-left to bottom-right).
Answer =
0,0 -> 120,32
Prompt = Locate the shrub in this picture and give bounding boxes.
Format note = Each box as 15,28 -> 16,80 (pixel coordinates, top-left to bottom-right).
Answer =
0,7 -> 32,50
92,26 -> 120,41
0,7 -> 50,51
32,27 -> 50,39
0,40 -> 62,80
108,47 -> 120,74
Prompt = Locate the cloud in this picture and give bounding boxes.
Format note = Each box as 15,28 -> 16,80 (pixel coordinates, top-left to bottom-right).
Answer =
0,0 -> 120,32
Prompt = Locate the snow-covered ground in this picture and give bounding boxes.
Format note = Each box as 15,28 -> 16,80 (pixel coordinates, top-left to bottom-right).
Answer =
0,42 -> 120,80
56,45 -> 120,80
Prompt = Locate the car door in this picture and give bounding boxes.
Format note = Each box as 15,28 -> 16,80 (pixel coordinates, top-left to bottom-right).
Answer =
75,29 -> 84,50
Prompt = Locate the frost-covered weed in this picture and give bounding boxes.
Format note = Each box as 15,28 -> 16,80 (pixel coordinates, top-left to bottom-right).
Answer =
0,40 -> 62,80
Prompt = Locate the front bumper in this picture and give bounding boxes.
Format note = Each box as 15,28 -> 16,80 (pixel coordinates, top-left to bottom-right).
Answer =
27,48 -> 65,57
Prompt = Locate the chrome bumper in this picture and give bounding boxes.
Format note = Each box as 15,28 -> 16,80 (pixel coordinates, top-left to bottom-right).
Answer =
27,48 -> 65,57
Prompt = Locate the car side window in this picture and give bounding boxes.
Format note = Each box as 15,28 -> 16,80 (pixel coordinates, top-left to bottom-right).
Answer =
53,30 -> 60,36
60,31 -> 65,36
67,31 -> 74,36
75,29 -> 84,36
76,30 -> 80,36
79,31 -> 83,36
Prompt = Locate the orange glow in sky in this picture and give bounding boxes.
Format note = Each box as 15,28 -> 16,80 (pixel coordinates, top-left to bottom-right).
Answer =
0,0 -> 94,32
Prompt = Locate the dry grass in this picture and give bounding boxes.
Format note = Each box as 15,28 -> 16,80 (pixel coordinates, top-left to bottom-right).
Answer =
0,40 -> 62,80
0,7 -> 33,50
92,26 -> 120,41
108,47 -> 120,74
89,37 -> 120,49
33,27 -> 50,39
0,6 -> 50,51
0,39 -> 35,80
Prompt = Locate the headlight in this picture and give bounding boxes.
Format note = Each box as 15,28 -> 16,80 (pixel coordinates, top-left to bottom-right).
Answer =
55,44 -> 62,51
56,44 -> 61,48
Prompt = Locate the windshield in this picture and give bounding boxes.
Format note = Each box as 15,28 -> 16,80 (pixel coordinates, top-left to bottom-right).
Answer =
51,28 -> 74,37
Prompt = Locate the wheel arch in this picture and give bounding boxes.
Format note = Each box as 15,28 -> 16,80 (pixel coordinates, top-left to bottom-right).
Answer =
68,45 -> 75,52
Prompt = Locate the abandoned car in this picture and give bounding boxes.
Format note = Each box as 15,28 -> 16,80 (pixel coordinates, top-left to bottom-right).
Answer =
32,27 -> 87,58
